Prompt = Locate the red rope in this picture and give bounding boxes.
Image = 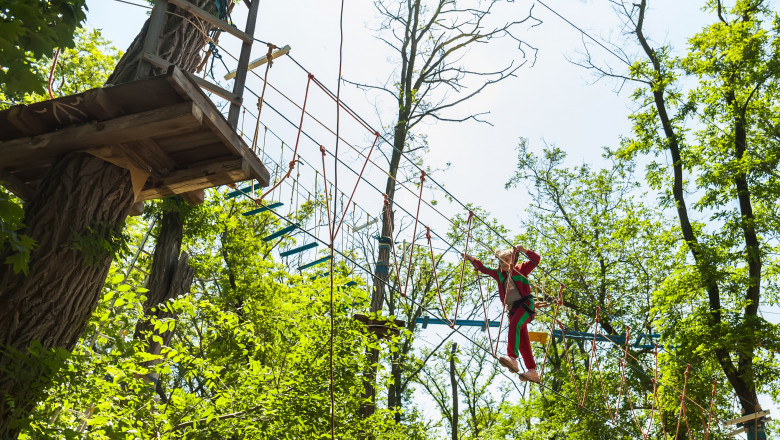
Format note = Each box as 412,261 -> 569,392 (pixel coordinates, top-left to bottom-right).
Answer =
579,307 -> 600,408
260,73 -> 312,202
674,365 -> 691,439
311,77 -> 375,134
451,211 -> 474,327
539,284 -> 564,382
402,171 -> 426,297
333,132 -> 380,238
558,321 -> 583,403
615,327 -> 632,417
704,381 -> 718,440
47,48 -> 61,99
425,226 -> 451,326
652,344 -> 669,437
319,146 -> 334,239
476,275 -> 497,358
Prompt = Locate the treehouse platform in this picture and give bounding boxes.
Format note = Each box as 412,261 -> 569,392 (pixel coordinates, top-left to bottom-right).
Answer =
0,66 -> 270,205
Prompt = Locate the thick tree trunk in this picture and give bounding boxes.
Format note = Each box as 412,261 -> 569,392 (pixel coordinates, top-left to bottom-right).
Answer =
0,1 -> 218,436
133,204 -> 194,384
0,154 -> 135,437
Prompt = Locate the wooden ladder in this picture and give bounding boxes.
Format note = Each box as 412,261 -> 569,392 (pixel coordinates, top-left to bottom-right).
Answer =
136,0 -> 260,129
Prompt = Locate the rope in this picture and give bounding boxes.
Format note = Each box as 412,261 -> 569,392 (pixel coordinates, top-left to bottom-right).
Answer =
47,48 -> 61,99
402,172 -> 426,298
333,132 -> 380,238
451,211 -> 474,327
258,74 -> 312,202
675,365 -> 692,439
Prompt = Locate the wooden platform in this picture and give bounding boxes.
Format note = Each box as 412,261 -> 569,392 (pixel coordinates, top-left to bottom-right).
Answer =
353,314 -> 406,339
0,66 -> 269,204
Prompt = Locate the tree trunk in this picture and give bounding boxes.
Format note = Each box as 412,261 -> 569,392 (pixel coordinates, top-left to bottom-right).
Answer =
133,202 -> 194,398
0,154 -> 135,437
362,120 -> 408,419
0,1 -> 218,436
450,343 -> 458,440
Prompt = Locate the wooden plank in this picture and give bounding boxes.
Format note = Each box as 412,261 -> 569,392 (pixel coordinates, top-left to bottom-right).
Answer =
725,410 -> 770,426
227,0 -> 261,127
224,45 -> 291,81
189,74 -> 242,105
6,105 -> 50,136
0,102 -> 203,168
180,189 -> 205,205
138,157 -> 249,200
121,139 -> 178,178
168,0 -> 253,43
0,168 -> 36,200
142,53 -> 241,104
136,0 -> 169,80
166,68 -> 270,186
82,88 -> 125,120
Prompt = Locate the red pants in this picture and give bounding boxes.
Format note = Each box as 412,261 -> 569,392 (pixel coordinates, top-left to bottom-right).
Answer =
507,299 -> 536,370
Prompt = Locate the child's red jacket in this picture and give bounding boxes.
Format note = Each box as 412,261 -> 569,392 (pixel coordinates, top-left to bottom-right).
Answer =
469,250 -> 541,312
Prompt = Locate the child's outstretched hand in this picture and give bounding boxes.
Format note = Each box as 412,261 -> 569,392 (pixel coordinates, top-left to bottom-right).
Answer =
462,253 -> 475,263
514,245 -> 529,255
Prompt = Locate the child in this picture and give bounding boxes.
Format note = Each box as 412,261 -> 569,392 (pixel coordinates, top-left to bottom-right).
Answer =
463,245 -> 541,383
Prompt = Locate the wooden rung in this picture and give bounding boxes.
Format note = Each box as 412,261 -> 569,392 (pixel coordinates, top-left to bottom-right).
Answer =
143,53 -> 241,104
261,223 -> 297,242
224,45 -> 291,80
168,0 -> 253,43
243,202 -> 283,216
228,182 -> 262,198
528,332 -> 549,344
298,255 -> 332,271
279,242 -> 317,257
725,410 -> 770,426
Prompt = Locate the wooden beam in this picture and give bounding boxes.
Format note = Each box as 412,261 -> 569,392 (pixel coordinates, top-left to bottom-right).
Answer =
166,68 -> 270,186
0,169 -> 35,200
180,189 -> 205,205
6,105 -> 50,136
224,45 -> 291,81
0,102 -> 203,168
82,88 -> 124,120
120,138 -> 178,178
142,53 -> 241,104
138,157 -> 249,200
136,0 -> 169,80
227,0 -> 261,128
725,410 -> 770,426
168,0 -> 253,43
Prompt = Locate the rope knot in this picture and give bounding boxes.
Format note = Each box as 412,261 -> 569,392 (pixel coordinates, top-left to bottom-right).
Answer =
467,210 -> 474,221
383,193 -> 389,205
420,171 -> 426,182
320,145 -> 326,156
425,226 -> 431,241
266,43 -> 276,67
288,160 -> 296,170
308,73 -> 315,80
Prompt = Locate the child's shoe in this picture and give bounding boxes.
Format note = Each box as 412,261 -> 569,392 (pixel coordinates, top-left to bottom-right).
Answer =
498,356 -> 519,373
519,368 -> 540,384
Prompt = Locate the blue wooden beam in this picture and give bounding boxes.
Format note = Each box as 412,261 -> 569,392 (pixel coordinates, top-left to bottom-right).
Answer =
262,223 -> 298,242
298,255 -> 332,271
280,242 -> 318,257
227,182 -> 263,198
243,202 -> 283,216
415,316 -> 500,329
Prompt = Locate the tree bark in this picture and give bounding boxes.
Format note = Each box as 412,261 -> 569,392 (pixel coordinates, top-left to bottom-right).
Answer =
450,342 -> 458,440
0,154 -> 135,436
0,1 -> 219,436
133,204 -> 194,379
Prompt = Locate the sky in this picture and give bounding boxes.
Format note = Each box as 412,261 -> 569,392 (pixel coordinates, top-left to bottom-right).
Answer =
84,0 -> 777,435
